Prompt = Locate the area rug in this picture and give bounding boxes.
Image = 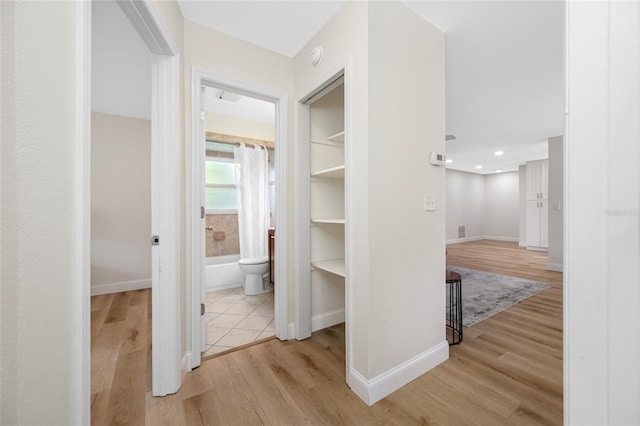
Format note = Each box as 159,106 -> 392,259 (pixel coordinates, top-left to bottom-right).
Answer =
447,266 -> 551,327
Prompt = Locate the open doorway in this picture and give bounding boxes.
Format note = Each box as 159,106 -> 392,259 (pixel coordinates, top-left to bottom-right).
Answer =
89,0 -> 181,409
200,86 -> 277,357
190,69 -> 289,369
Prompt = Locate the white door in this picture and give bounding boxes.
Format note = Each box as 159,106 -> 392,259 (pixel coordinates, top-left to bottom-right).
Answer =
150,54 -> 181,396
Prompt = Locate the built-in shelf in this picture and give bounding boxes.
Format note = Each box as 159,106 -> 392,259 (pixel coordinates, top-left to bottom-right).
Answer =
311,218 -> 345,224
327,131 -> 345,143
311,259 -> 345,278
311,165 -> 345,179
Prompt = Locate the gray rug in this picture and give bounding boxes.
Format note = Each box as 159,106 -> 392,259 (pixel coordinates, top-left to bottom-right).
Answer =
447,266 -> 551,327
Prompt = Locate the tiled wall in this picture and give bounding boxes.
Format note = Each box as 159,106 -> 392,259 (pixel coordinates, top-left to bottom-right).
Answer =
206,214 -> 240,257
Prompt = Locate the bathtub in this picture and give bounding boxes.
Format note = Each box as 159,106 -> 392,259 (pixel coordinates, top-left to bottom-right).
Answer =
205,254 -> 243,292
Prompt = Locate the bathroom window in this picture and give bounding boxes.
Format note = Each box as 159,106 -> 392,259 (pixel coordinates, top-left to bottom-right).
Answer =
205,157 -> 237,212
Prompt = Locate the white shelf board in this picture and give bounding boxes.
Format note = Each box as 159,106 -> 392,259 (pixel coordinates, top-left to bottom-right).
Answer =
311,259 -> 345,278
311,218 -> 345,224
327,131 -> 345,143
311,165 -> 345,179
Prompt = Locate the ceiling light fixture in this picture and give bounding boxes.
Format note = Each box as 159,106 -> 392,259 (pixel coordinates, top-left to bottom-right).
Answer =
445,159 -> 452,164
494,150 -> 504,156
495,169 -> 503,173
475,165 -> 483,169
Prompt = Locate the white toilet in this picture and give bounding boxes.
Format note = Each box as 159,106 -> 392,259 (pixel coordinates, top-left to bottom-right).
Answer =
237,256 -> 271,295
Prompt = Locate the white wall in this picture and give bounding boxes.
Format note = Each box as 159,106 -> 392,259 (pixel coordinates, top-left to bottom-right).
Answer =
368,1 -> 446,380
91,112 -> 151,295
484,172 -> 519,240
445,169 -> 519,242
205,111 -> 275,142
0,2 -> 85,423
92,0 -> 152,120
445,169 -> 485,241
565,1 -> 640,423
547,135 -> 563,271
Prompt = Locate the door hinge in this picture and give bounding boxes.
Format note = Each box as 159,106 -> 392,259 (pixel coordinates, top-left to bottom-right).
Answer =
151,235 -> 159,246
201,206 -> 205,219
201,110 -> 205,122
201,303 -> 205,316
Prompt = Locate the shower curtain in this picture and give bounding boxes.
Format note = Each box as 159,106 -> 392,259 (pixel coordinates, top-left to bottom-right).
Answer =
234,143 -> 270,259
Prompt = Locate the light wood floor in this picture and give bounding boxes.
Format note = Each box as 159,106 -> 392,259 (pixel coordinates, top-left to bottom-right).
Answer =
91,240 -> 562,425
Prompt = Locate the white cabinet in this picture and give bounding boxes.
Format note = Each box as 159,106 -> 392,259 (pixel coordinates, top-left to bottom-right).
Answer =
526,159 -> 549,200
526,200 -> 548,248
308,81 -> 346,332
526,159 -> 549,249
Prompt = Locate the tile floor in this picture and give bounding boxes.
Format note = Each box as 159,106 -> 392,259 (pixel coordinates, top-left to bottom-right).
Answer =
203,287 -> 274,358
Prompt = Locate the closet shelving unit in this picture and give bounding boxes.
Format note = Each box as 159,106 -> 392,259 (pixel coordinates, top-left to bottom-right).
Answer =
308,82 -> 346,331
310,129 -> 345,278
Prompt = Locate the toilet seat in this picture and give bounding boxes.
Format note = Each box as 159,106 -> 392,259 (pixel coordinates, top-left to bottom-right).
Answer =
238,256 -> 269,265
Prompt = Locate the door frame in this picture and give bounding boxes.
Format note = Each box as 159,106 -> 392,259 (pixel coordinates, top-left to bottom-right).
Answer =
190,68 -> 289,368
295,58 -> 353,386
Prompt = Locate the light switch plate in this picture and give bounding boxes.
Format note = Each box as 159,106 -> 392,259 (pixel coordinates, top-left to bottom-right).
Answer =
424,193 -> 436,211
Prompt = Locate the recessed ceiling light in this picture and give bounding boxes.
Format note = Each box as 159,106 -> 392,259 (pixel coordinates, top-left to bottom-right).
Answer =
495,169 -> 503,173
475,165 -> 483,169
494,150 -> 504,156
445,159 -> 452,164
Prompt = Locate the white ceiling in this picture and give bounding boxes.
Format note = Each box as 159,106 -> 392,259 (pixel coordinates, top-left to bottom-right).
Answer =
406,1 -> 564,174
177,1 -> 346,57
178,0 -> 564,175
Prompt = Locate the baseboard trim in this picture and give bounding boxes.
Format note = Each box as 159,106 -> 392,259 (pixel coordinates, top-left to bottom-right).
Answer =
91,279 -> 151,296
519,241 -> 527,247
181,352 -> 191,380
483,236 -> 519,242
205,282 -> 242,293
348,340 -> 449,406
311,308 -> 345,332
547,262 -> 563,272
527,246 -> 549,252
447,236 -> 519,245
446,236 -> 484,244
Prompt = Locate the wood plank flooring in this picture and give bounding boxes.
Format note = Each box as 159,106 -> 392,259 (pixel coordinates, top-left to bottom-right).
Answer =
91,240 -> 563,425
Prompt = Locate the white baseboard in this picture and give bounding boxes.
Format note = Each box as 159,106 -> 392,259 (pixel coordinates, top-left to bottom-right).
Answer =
446,236 -> 484,244
181,352 -> 191,380
519,241 -> 527,247
547,262 -> 563,272
447,236 -> 519,245
349,340 -> 449,405
527,246 -> 548,252
311,308 -> 345,333
484,236 -> 519,242
91,279 -> 151,296
205,282 -> 242,293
